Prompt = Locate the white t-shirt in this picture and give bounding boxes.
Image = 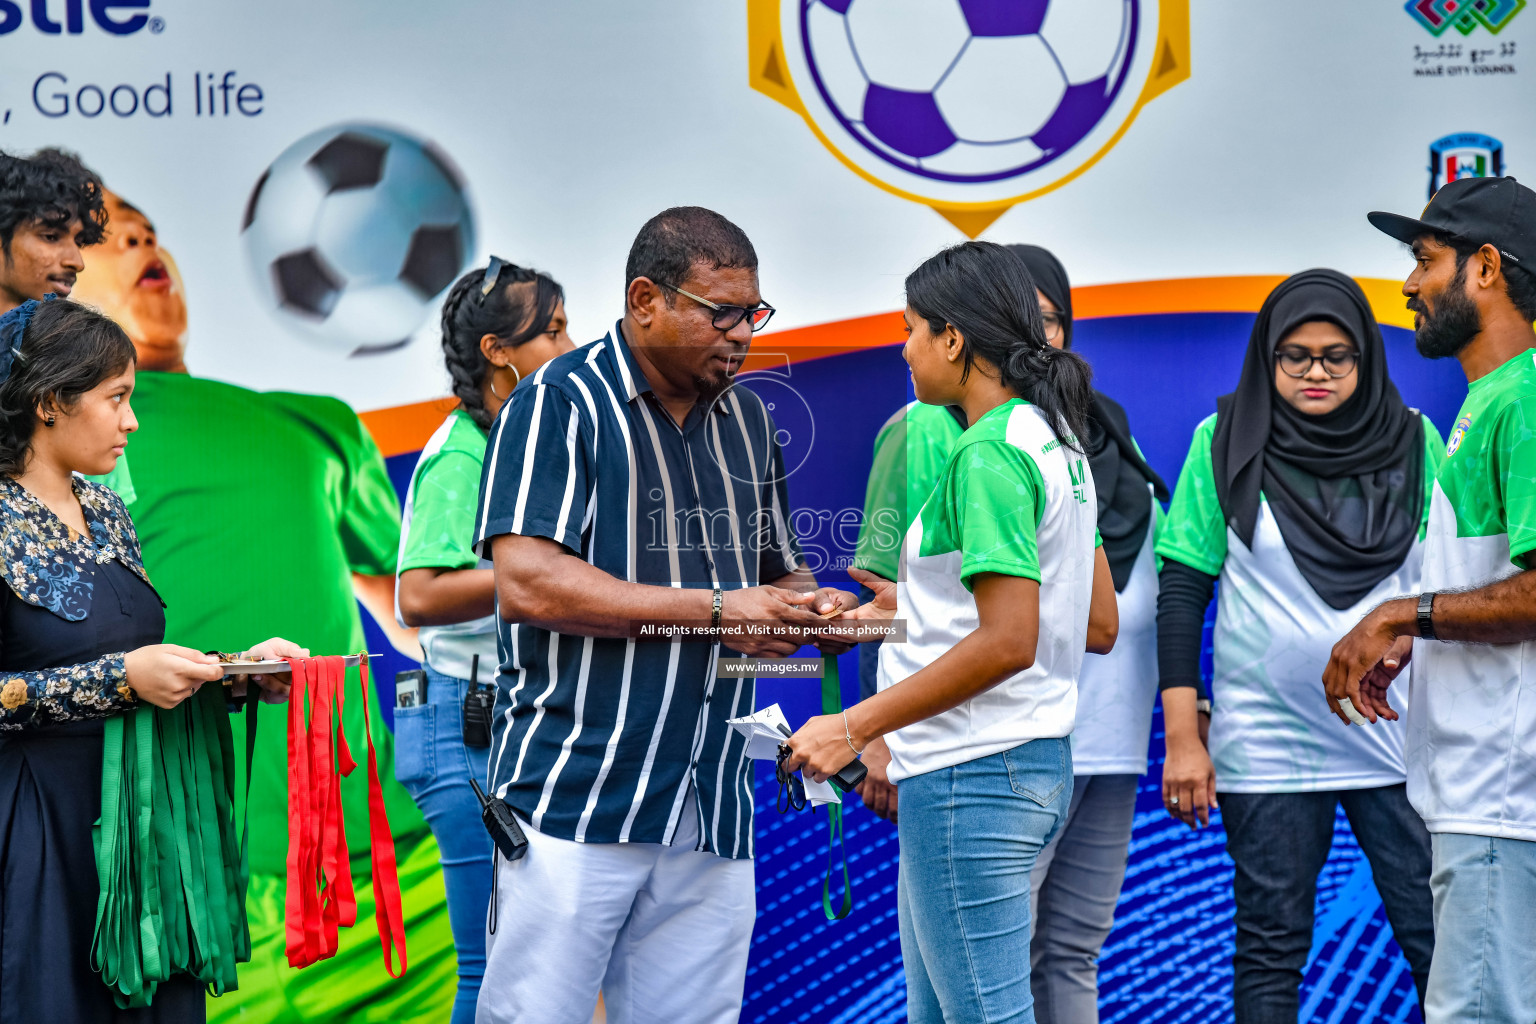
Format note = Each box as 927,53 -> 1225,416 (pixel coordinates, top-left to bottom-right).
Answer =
1206,505 -> 1419,792
879,399 -> 1099,783
1071,489 -> 1160,776
1157,413 -> 1443,794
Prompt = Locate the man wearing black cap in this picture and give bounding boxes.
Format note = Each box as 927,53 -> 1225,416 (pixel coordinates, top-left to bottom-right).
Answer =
1325,175 -> 1536,1023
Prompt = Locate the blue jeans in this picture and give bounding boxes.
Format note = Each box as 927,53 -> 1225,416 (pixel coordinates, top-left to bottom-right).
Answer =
394,666 -> 494,1024
1219,786 -> 1435,1024
1425,832 -> 1536,1024
896,738 -> 1073,1024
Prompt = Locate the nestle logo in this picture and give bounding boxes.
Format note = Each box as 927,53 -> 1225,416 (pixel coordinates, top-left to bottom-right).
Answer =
0,0 -> 163,36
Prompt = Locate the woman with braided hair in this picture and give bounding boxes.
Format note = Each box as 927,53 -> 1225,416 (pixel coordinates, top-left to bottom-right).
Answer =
393,257 -> 571,1024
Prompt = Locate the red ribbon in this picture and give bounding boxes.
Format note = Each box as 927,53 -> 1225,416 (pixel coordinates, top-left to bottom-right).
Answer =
283,655 -> 407,976
357,654 -> 407,977
284,657 -> 320,967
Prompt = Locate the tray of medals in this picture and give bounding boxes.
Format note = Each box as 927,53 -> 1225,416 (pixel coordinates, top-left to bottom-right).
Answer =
215,653 -> 381,676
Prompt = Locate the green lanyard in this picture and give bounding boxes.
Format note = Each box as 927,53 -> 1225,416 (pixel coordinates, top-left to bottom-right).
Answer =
819,656 -> 854,922
92,686 -> 255,1008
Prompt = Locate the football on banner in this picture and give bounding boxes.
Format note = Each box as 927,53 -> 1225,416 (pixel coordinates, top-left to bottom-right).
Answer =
241,123 -> 476,355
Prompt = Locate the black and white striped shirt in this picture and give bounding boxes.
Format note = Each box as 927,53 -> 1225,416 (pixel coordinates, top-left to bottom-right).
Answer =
473,322 -> 801,859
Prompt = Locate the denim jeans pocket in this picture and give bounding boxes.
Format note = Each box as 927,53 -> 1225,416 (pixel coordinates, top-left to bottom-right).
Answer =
1002,739 -> 1067,808
393,703 -> 436,791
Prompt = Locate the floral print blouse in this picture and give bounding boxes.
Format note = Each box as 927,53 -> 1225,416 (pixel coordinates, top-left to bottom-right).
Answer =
0,476 -> 158,729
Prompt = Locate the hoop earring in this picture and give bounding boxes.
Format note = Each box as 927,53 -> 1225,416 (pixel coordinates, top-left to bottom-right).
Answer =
488,364 -> 521,400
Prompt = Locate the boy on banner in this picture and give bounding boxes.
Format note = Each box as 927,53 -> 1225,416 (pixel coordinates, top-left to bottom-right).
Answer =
0,148 -> 104,315
0,147 -> 135,500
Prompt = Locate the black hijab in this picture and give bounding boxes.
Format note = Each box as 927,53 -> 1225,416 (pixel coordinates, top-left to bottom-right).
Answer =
1211,269 -> 1425,610
1006,244 -> 1169,591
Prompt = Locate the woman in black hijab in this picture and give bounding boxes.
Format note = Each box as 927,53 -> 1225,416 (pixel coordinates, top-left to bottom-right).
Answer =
1007,244 -> 1169,1024
1154,269 -> 1437,1022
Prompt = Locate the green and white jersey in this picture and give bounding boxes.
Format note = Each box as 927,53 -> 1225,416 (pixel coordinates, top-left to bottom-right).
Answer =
1157,412 -> 1443,793
854,401 -> 964,581
1073,488 -> 1164,775
878,398 -> 1099,782
396,409 -> 498,681
1410,349 -> 1536,841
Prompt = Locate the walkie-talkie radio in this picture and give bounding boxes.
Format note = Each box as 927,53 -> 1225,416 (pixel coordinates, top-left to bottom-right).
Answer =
461,654 -> 495,748
469,776 -> 527,861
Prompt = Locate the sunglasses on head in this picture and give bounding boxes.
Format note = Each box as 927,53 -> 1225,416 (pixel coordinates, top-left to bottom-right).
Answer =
480,255 -> 525,298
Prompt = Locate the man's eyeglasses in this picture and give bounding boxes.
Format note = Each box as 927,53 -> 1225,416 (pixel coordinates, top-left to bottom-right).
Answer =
663,283 -> 776,333
1275,347 -> 1359,379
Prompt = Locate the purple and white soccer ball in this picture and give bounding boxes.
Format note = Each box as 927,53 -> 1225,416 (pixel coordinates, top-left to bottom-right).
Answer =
801,0 -> 1138,184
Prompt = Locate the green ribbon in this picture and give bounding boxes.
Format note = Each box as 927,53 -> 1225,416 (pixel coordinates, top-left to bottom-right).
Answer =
819,656 -> 854,922
91,686 -> 255,1008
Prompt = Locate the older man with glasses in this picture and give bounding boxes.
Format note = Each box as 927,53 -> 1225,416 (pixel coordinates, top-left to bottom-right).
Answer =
472,206 -> 856,1024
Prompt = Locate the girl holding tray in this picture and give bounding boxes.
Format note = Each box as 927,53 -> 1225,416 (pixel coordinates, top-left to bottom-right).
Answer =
0,296 -> 302,1020
783,241 -> 1118,1024
393,257 -> 572,1024
1155,269 -> 1438,1021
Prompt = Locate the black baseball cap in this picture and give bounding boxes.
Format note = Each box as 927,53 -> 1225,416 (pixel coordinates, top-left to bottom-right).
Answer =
1368,175 -> 1535,273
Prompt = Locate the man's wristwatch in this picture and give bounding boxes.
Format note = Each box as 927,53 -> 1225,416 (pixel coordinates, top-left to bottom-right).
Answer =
1195,698 -> 1212,716
1417,592 -> 1438,642
711,587 -> 724,634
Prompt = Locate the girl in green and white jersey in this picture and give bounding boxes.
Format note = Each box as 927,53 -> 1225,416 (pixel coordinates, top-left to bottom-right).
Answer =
785,241 -> 1117,1024
1156,269 -> 1439,1021
393,258 -> 572,1024
1009,244 -> 1169,1024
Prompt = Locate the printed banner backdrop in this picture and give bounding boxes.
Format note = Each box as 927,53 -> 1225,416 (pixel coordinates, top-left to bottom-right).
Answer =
2,0 -> 1530,1020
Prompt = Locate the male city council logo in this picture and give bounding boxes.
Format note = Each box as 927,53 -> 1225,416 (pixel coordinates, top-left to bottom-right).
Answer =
748,0 -> 1190,235
1405,0 -> 1525,36
1429,133 -> 1504,198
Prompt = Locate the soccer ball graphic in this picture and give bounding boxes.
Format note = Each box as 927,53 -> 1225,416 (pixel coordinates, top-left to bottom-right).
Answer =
801,0 -> 1138,184
241,124 -> 476,355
